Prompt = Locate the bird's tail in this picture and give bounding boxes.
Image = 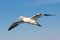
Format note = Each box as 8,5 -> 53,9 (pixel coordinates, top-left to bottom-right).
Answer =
34,21 -> 41,27
36,22 -> 42,27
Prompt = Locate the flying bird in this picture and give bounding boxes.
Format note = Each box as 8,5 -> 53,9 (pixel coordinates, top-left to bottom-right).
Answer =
8,13 -> 55,31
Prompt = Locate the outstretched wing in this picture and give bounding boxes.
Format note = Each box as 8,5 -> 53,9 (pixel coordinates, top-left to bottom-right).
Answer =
31,13 -> 42,20
31,13 -> 55,20
8,21 -> 23,31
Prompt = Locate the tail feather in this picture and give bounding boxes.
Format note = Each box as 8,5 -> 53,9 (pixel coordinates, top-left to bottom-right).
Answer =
36,23 -> 41,27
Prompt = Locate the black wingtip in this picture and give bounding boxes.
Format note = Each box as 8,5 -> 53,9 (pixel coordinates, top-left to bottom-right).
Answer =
44,14 -> 56,16
8,28 -> 11,31
8,30 -> 10,31
8,22 -> 19,31
8,27 -> 13,31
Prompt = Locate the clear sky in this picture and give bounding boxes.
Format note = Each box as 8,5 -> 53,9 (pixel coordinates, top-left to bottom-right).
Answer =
0,0 -> 60,40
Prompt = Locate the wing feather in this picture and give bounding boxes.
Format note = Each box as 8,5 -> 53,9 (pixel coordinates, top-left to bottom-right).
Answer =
31,13 -> 55,20
8,21 -> 23,31
31,13 -> 42,20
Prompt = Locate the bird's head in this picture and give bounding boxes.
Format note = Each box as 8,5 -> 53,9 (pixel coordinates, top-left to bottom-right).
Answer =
20,16 -> 25,20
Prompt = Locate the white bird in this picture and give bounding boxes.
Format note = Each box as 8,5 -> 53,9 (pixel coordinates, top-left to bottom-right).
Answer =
8,13 -> 55,31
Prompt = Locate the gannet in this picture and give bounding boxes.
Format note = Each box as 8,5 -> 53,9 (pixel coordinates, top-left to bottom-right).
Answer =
8,13 -> 55,31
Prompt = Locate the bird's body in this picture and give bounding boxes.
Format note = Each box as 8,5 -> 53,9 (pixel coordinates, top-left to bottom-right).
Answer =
23,18 -> 36,24
8,13 -> 55,31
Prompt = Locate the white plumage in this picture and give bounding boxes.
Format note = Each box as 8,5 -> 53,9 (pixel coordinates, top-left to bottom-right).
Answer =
8,13 -> 55,31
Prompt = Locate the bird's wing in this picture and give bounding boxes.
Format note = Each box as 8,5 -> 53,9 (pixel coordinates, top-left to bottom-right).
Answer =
8,21 -> 23,31
31,13 -> 42,20
31,13 -> 55,20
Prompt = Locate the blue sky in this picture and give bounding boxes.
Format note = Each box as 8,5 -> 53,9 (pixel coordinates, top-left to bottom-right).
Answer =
0,0 -> 60,40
